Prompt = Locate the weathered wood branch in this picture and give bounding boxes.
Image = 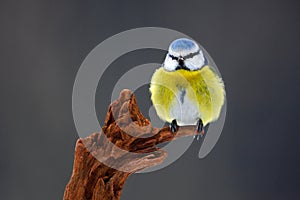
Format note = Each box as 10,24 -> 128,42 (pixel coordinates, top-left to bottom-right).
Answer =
63,89 -> 202,200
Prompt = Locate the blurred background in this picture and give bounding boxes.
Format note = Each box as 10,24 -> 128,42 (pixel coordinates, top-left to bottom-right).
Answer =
1,0 -> 300,199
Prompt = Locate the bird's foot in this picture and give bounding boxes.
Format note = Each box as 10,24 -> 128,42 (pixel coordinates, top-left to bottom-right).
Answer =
169,119 -> 179,134
196,118 -> 203,133
194,119 -> 204,140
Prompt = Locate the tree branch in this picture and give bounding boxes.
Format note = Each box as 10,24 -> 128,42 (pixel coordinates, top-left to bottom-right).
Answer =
63,89 -> 202,200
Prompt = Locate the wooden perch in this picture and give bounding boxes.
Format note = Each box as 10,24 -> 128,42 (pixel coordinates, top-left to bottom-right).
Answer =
63,89 -> 202,200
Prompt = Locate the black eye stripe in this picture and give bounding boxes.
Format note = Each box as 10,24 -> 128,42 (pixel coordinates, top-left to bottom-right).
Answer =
169,54 -> 178,61
169,50 -> 200,61
183,50 -> 200,59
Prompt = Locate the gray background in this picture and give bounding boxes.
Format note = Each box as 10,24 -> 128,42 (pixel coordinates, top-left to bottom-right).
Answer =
1,0 -> 300,199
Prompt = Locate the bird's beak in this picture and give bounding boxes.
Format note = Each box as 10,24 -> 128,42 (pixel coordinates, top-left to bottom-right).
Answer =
178,57 -> 184,66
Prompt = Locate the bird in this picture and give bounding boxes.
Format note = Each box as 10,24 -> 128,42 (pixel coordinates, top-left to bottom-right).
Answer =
150,38 -> 225,137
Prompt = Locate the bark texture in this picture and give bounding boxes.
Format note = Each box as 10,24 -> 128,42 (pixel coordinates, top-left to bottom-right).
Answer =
64,89 -> 202,200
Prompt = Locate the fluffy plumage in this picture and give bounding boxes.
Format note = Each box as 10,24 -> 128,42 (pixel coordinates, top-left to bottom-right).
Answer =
150,65 -> 225,126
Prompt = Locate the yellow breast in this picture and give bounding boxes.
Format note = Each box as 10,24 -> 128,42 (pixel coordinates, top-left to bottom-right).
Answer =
150,66 -> 225,126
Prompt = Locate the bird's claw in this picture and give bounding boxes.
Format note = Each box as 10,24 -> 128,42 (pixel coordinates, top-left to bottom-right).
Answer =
194,134 -> 202,140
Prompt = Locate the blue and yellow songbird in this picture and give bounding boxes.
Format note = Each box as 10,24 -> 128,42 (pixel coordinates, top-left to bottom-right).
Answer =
150,38 -> 225,134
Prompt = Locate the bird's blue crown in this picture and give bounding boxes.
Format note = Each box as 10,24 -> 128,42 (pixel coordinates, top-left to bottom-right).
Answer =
170,38 -> 198,53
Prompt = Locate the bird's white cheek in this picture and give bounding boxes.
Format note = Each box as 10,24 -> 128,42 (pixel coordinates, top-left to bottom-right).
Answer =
185,54 -> 205,70
163,56 -> 178,71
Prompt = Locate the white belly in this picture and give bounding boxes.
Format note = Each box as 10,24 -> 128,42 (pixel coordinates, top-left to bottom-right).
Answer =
169,90 -> 200,126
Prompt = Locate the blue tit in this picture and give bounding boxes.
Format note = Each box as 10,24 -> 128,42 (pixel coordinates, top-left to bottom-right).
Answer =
150,38 -> 225,134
